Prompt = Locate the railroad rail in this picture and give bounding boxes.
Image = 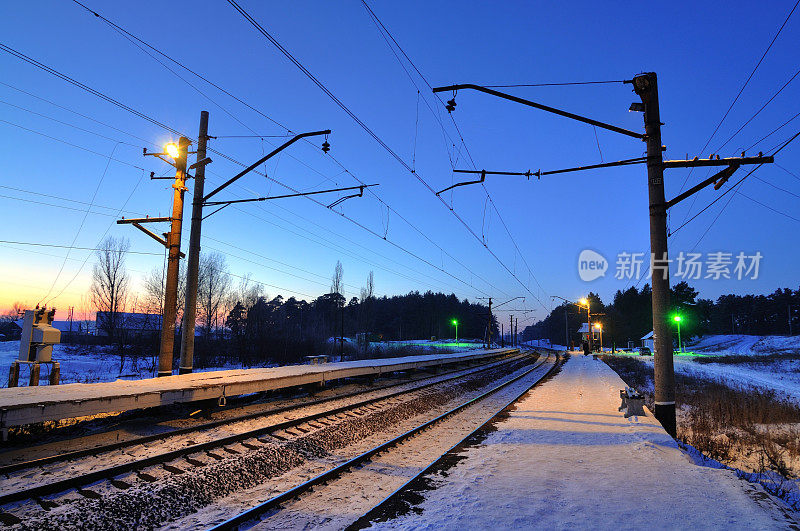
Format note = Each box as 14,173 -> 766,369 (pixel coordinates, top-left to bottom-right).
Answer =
0,352 -> 530,509
0,351 -> 520,476
209,350 -> 560,530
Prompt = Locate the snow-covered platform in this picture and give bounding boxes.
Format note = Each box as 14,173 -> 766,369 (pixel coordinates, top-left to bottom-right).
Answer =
382,354 -> 797,529
0,348 -> 517,430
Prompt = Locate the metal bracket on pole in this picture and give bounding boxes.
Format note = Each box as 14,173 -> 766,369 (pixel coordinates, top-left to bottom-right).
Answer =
431,84 -> 645,140
116,217 -> 185,258
327,185 -> 367,208
436,170 -> 487,195
189,157 -> 212,170
202,184 -> 379,210
202,129 -> 331,203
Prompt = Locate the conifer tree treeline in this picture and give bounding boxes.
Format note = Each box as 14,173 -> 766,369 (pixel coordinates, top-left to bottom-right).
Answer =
522,282 -> 800,347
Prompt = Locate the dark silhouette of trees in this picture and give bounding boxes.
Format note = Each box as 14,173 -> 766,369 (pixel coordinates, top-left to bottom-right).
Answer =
523,283 -> 800,347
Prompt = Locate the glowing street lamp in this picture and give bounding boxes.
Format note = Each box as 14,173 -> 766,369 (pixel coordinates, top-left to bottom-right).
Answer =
164,142 -> 180,160
673,315 -> 683,353
451,318 -> 459,346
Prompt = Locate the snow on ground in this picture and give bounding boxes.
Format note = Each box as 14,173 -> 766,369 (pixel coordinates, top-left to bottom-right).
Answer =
607,334 -> 800,405
379,355 -> 797,530
689,334 -> 800,356
674,357 -> 800,404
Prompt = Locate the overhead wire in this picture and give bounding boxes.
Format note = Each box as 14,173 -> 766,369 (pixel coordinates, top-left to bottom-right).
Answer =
39,142 -> 121,305
671,129 -> 800,246
67,1 -> 504,300
673,0 -> 799,222
358,0 -> 551,303
715,65 -> 800,153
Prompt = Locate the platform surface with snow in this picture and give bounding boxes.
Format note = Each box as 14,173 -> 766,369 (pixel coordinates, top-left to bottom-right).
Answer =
380,354 -> 797,529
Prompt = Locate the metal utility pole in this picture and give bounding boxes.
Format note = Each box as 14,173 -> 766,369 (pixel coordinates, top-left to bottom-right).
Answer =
585,302 -> 592,353
432,77 -> 775,438
632,72 -> 675,436
158,136 -> 191,377
509,315 -> 513,347
486,298 -> 492,348
180,111 -> 210,375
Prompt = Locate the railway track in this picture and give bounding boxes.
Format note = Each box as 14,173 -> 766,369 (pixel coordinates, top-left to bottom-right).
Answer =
0,351 -> 519,477
206,350 -> 561,530
0,351 -> 532,526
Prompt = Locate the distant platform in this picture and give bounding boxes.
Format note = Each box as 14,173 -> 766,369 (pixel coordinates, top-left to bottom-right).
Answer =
379,354 -> 795,529
0,348 -> 517,431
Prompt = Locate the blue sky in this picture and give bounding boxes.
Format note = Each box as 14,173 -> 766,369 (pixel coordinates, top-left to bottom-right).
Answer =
0,0 -> 798,325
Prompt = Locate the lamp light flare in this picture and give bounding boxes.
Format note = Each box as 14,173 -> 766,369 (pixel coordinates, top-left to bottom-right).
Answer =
673,315 -> 682,322
164,142 -> 179,159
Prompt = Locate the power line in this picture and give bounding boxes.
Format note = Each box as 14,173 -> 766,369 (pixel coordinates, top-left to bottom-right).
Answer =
359,0 -> 550,302
672,129 -> 800,242
673,0 -> 799,219
355,0 -> 550,310
745,110 -> 800,152
0,98 -> 142,147
0,42 -> 183,137
753,174 -> 800,199
39,142 -> 121,305
0,80 -> 160,148
4,24 -> 499,302
45,169 -> 148,304
737,190 -> 800,223
715,65 -> 800,152
0,184 -> 144,216
0,240 -> 162,255
0,193 -> 141,218
68,2 -> 502,299
0,118 -> 146,170
776,163 -> 800,181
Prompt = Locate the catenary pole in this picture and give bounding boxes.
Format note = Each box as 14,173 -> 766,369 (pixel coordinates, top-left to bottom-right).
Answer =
158,136 -> 190,377
180,111 -> 210,374
633,72 -> 676,437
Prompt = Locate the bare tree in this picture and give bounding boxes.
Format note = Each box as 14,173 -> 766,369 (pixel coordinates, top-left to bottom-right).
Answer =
330,261 -> 345,355
144,263 -> 186,321
143,266 -> 166,316
1,301 -> 25,323
360,271 -> 374,302
235,273 -> 263,308
198,252 -> 231,339
331,260 -> 344,297
91,236 -> 130,341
